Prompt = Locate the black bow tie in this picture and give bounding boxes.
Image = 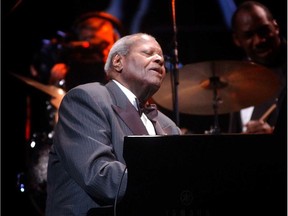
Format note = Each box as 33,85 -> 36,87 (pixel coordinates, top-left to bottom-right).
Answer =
136,99 -> 158,119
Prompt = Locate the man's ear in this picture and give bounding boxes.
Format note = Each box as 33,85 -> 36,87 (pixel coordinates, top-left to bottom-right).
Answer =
112,54 -> 123,72
272,19 -> 280,35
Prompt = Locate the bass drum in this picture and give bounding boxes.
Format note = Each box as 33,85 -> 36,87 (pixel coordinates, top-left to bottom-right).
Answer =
25,131 -> 53,216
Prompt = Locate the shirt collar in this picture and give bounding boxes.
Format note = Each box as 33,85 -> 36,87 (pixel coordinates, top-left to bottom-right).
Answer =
112,80 -> 138,110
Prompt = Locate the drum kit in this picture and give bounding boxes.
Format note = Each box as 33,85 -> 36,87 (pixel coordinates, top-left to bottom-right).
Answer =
153,60 -> 280,134
153,60 -> 280,115
12,59 -> 280,214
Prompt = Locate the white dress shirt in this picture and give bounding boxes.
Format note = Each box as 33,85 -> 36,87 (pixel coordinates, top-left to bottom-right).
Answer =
113,80 -> 156,135
240,106 -> 254,132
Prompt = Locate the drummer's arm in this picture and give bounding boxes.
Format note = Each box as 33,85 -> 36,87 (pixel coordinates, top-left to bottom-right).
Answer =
49,63 -> 68,85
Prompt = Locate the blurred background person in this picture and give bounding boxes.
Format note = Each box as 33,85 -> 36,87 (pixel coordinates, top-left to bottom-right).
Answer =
28,10 -> 124,133
31,11 -> 124,91
228,1 -> 286,134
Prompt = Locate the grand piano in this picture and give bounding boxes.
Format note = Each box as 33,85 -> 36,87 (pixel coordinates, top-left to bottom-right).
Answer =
118,133 -> 286,216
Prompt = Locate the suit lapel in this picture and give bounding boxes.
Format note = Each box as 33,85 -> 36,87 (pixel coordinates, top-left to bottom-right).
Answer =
106,81 -> 148,135
112,103 -> 149,135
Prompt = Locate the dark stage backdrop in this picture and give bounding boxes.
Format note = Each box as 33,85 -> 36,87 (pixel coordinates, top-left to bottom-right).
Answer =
1,0 -> 286,215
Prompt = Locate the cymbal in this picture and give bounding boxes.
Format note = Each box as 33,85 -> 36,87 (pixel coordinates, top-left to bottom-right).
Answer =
12,73 -> 66,109
153,60 -> 280,115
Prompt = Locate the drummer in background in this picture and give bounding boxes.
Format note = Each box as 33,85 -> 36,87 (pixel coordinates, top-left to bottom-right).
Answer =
29,11 -> 124,132
228,1 -> 286,134
31,11 -> 124,91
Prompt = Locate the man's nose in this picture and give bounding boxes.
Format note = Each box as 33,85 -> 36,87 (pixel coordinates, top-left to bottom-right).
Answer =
252,33 -> 266,44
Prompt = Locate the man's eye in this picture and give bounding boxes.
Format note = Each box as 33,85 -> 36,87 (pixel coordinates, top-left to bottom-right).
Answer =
241,32 -> 254,39
143,51 -> 152,56
258,27 -> 271,37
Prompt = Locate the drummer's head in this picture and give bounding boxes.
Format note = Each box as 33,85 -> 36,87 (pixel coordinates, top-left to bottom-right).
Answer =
231,1 -> 282,66
71,11 -> 124,61
72,11 -> 123,44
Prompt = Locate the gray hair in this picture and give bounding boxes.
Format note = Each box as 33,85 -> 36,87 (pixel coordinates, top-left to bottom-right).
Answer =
104,33 -> 156,77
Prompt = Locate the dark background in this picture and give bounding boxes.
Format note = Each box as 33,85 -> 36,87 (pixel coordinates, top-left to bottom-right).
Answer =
1,0 -> 286,215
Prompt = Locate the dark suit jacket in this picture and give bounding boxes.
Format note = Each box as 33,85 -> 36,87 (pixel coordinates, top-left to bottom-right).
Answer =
45,81 -> 181,216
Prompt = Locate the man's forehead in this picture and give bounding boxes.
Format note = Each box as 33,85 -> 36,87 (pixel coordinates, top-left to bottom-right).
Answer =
238,6 -> 268,24
135,37 -> 159,47
236,8 -> 271,31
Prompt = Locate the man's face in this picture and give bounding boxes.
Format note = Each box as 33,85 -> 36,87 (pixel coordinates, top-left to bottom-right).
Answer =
120,35 -> 166,100
233,5 -> 281,65
78,17 -> 116,46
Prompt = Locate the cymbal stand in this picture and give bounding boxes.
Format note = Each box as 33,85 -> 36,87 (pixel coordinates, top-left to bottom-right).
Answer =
170,0 -> 180,126
208,64 -> 222,134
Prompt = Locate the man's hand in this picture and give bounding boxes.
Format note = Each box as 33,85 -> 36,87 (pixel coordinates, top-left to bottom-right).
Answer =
243,120 -> 274,134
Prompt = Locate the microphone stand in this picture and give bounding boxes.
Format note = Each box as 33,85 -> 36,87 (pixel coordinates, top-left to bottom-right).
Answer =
170,0 -> 180,126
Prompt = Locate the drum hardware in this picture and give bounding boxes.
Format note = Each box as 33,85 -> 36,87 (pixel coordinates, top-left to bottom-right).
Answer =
153,60 -> 280,132
27,132 -> 53,216
11,73 -> 66,110
12,72 -> 66,123
16,172 -> 26,193
153,60 -> 280,115
170,0 -> 180,126
15,131 -> 52,216
11,73 -> 61,215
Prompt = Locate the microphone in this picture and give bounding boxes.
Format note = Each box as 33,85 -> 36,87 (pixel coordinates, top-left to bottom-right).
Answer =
64,41 -> 109,51
67,41 -> 90,48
